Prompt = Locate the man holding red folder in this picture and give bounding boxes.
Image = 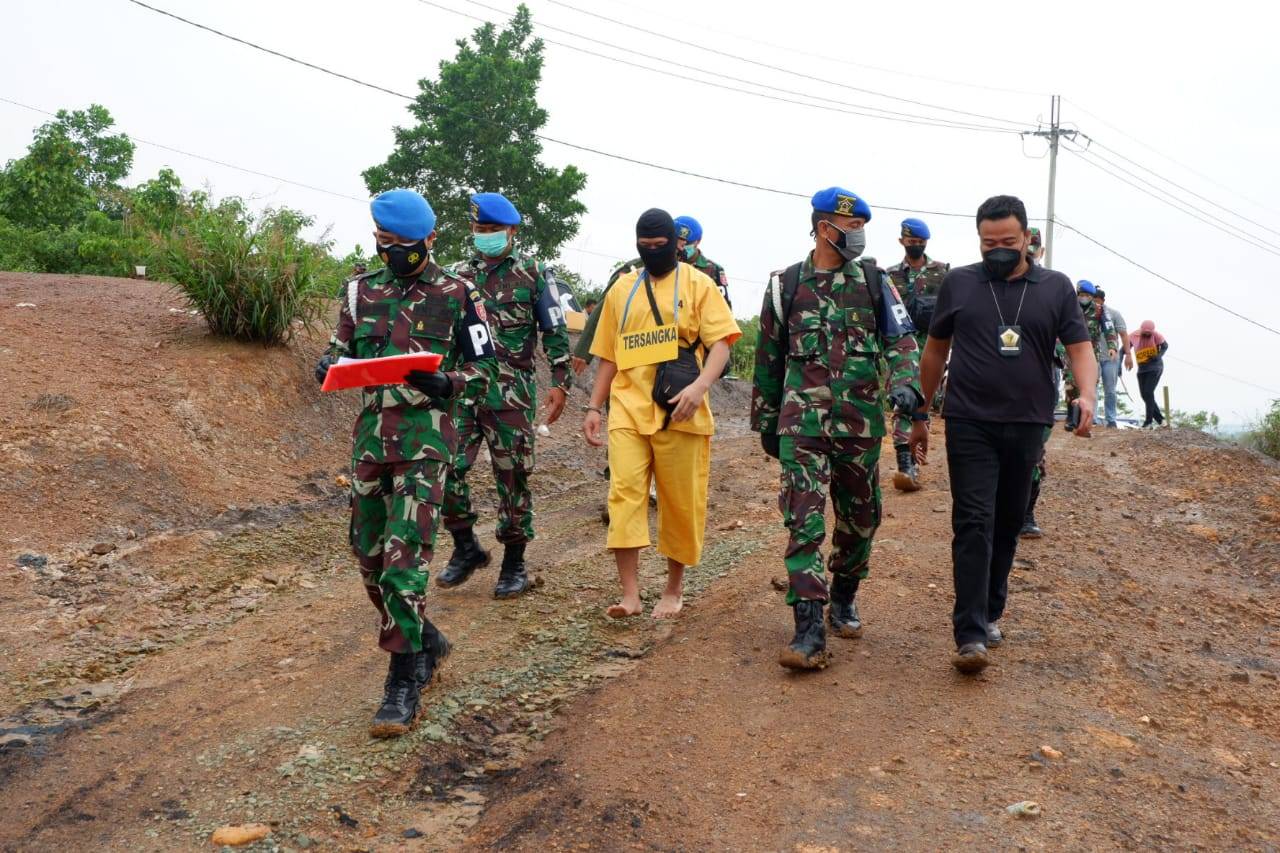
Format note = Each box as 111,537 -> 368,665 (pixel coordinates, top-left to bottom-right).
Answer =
315,188 -> 497,738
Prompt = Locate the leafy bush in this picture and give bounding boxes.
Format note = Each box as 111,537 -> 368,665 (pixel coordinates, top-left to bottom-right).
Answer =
1241,400 -> 1280,461
1170,409 -> 1220,435
150,197 -> 340,344
729,315 -> 760,378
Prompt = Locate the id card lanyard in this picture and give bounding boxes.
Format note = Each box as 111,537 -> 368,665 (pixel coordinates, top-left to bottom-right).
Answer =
621,266 -> 680,330
988,275 -> 1029,358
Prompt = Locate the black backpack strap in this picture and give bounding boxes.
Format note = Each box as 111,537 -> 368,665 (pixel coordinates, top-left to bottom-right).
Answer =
640,273 -> 665,326
780,262 -> 803,323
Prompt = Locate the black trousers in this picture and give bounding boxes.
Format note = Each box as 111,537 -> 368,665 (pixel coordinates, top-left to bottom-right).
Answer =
1138,367 -> 1164,424
945,418 -> 1045,647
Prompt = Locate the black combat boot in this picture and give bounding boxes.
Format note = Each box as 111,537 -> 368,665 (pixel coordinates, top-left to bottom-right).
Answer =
415,621 -> 453,690
369,652 -> 420,738
1019,478 -> 1044,539
778,600 -> 829,670
891,445 -> 921,492
493,543 -> 532,600
827,574 -> 863,638
435,529 -> 490,588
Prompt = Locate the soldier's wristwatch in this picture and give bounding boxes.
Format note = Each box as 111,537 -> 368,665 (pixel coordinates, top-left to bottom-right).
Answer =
910,412 -> 930,422
582,404 -> 603,414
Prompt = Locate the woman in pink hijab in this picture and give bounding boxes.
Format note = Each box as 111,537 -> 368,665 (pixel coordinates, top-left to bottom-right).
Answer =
1131,320 -> 1168,428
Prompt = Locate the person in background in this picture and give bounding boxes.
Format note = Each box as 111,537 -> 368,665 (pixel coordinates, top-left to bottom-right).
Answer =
1026,227 -> 1044,264
1063,280 -> 1118,433
909,194 -> 1095,674
1095,288 -> 1131,428
583,208 -> 740,620
675,215 -> 732,311
885,217 -> 949,492
583,298 -> 598,316
1131,320 -> 1168,428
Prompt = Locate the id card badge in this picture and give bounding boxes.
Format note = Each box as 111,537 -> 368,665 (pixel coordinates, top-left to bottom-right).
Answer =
615,324 -> 679,370
997,324 -> 1023,357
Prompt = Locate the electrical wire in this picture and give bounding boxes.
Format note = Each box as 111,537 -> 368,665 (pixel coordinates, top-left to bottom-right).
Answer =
1061,146 -> 1280,260
538,0 -> 1037,128
414,0 -> 1025,134
1163,354 -> 1280,398
577,0 -> 1049,98
1053,216 -> 1280,337
1063,98 -> 1280,219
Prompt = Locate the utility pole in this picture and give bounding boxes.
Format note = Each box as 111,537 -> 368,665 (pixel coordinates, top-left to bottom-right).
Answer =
1025,95 -> 1077,269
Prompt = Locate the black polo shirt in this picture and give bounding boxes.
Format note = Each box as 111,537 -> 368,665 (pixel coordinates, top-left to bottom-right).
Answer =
929,261 -> 1089,426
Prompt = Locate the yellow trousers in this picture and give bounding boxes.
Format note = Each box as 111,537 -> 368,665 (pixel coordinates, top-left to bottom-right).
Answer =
606,428 -> 710,566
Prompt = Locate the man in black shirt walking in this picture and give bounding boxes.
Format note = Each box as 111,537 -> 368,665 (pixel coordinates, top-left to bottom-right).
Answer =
909,195 -> 1097,674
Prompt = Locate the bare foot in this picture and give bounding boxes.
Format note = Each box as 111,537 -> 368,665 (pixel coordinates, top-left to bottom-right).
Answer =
606,597 -> 643,619
652,593 -> 683,619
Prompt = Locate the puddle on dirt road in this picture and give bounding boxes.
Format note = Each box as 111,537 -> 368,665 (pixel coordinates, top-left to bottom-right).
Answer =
0,681 -> 125,774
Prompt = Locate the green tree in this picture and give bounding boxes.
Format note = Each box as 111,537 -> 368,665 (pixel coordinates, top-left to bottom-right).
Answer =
0,104 -> 134,229
363,4 -> 586,262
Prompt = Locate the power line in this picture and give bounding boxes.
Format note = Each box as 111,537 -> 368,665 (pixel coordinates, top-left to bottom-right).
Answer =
415,0 -> 1024,134
1062,98 -> 1280,219
1061,146 -> 1280,260
1054,216 -> 1280,337
539,0 -> 1036,129
1164,355 -> 1280,398
578,0 -> 1049,98
0,95 -> 369,203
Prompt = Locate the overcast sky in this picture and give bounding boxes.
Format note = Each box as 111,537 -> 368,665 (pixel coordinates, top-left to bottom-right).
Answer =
4,0 -> 1278,423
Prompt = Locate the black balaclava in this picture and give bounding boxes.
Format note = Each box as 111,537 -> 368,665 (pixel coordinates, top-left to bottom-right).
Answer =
635,208 -> 679,278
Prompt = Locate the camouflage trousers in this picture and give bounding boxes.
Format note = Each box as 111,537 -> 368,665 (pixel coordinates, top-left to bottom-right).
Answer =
892,333 -> 941,446
779,435 -> 883,605
443,404 -> 535,544
350,457 -> 444,654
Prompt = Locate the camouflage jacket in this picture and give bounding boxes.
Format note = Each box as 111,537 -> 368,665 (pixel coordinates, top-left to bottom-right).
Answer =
686,249 -> 731,310
449,252 -> 572,410
574,257 -> 641,361
750,254 -> 920,439
327,264 -> 497,464
1087,303 -> 1120,361
885,256 -> 949,337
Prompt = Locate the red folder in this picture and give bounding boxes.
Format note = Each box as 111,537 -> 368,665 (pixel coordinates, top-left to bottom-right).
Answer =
321,352 -> 444,392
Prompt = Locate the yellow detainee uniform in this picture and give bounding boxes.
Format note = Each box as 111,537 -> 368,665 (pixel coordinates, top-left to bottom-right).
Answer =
590,262 -> 741,565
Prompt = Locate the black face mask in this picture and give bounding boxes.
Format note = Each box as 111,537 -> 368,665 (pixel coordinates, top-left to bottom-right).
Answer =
379,239 -> 428,278
635,207 -> 679,278
982,247 -> 1023,281
905,244 -> 926,260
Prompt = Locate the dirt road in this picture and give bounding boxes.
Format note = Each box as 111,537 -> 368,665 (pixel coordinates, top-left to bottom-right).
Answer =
1,275 -> 1277,851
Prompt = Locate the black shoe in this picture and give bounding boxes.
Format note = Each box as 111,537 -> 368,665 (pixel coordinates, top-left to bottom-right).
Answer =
415,622 -> 452,690
493,543 -> 532,600
370,652 -> 420,738
779,600 -> 829,670
826,574 -> 863,639
599,504 -> 610,525
986,623 -> 1003,647
1019,519 -> 1043,539
951,642 -> 990,674
891,445 -> 921,492
435,529 -> 490,588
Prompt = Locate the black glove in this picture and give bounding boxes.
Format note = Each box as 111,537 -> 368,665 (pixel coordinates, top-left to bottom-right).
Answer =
760,433 -> 780,459
315,354 -> 337,386
406,369 -> 454,400
888,386 -> 923,415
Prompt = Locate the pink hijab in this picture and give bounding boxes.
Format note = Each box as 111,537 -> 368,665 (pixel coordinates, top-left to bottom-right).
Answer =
1132,320 -> 1166,346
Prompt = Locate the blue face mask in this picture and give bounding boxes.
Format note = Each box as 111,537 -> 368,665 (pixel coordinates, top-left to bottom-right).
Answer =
682,244 -> 697,259
473,231 -> 510,257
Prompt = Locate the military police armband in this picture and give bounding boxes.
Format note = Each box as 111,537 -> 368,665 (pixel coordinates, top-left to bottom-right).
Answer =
877,274 -> 916,337
460,286 -> 496,362
535,270 -> 572,331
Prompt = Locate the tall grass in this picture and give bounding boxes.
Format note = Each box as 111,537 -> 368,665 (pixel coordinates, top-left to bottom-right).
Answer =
151,198 -> 337,344
1242,400 -> 1280,461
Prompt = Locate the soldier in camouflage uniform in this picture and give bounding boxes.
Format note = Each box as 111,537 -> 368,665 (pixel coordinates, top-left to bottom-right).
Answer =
751,187 -> 922,670
674,215 -> 732,311
1062,279 -> 1118,433
438,193 -> 573,599
315,189 -> 497,738
885,217 -> 949,492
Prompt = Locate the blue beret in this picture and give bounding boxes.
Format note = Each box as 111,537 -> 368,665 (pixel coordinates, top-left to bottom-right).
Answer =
674,215 -> 702,243
370,189 -> 436,240
811,186 -> 871,222
900,217 -> 930,240
1077,279 -> 1098,295
470,192 -> 521,226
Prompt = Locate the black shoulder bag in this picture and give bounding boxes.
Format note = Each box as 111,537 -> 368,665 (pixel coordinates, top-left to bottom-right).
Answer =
642,273 -> 702,430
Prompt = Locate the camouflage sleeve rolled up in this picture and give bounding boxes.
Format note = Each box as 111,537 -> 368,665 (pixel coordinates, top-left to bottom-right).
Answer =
447,281 -> 499,400
536,266 -> 573,390
749,274 -> 785,435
